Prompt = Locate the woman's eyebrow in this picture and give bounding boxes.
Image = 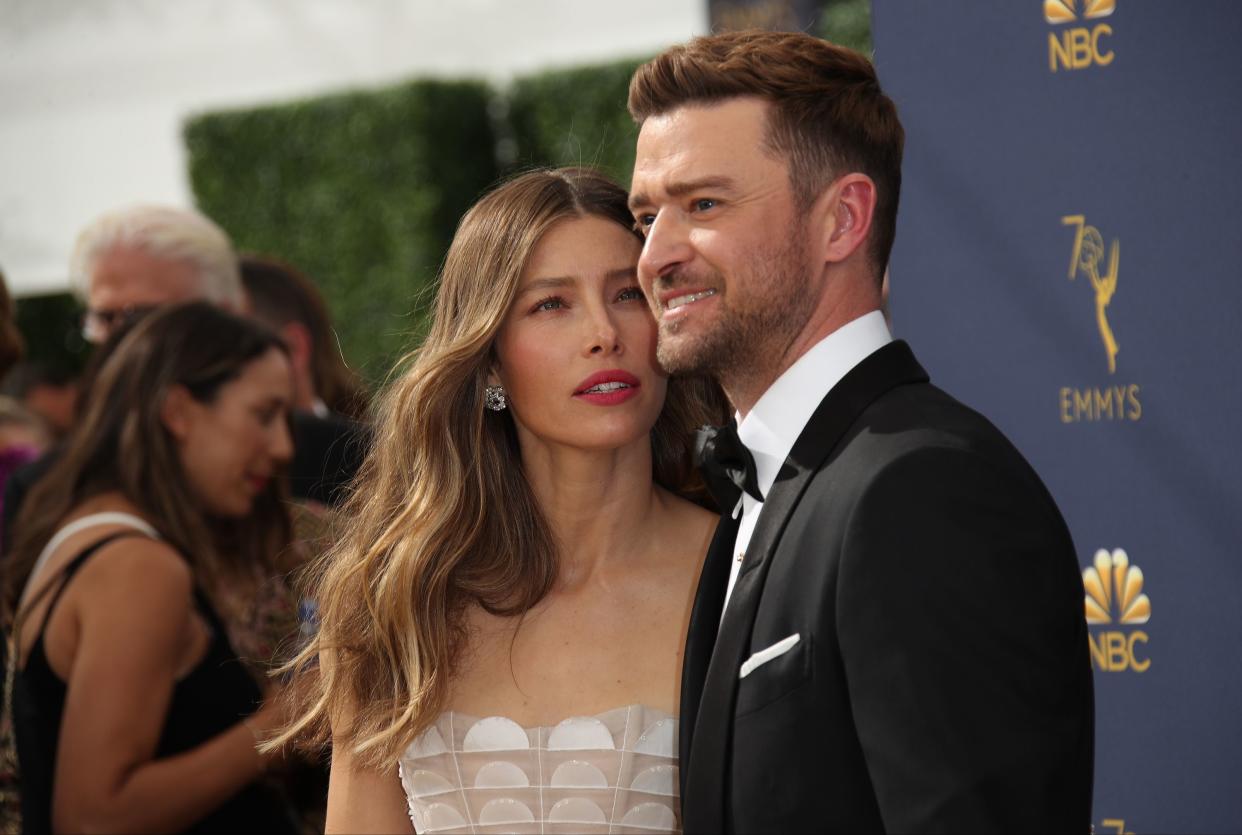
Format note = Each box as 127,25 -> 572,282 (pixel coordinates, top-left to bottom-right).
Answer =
520,276 -> 576,294
605,267 -> 638,281
522,267 -> 635,292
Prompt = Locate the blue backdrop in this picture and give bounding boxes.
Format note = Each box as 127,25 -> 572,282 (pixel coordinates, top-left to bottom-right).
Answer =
871,2 -> 1242,832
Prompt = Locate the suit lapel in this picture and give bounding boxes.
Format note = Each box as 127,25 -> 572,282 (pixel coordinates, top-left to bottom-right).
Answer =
739,341 -> 929,580
682,341 -> 929,832
678,511 -> 739,800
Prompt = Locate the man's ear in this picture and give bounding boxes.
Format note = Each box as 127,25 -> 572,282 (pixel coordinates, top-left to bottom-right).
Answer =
813,173 -> 877,266
280,321 -> 313,377
160,384 -> 196,441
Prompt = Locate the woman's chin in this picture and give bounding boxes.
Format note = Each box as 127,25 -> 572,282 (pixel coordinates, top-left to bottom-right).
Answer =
570,424 -> 657,454
201,494 -> 256,520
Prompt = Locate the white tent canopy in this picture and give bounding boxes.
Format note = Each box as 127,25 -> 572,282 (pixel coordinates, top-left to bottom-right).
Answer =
0,0 -> 705,297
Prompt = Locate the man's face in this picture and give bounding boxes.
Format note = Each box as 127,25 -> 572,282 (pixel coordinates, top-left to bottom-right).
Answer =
629,97 -> 817,380
85,244 -> 204,343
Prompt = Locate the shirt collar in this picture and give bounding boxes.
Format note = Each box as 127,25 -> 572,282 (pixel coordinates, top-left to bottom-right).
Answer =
736,310 -> 893,502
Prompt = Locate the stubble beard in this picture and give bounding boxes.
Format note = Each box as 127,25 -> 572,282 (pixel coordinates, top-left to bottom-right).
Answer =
655,234 -> 814,394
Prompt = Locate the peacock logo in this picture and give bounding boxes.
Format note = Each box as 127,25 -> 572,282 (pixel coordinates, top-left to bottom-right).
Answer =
1045,0 -> 1115,24
1083,548 -> 1150,625
1083,548 -> 1151,673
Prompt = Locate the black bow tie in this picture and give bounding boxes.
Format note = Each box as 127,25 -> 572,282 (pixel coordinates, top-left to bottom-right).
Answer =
695,421 -> 764,511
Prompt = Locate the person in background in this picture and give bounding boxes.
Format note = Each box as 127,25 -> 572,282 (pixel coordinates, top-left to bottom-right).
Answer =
0,270 -> 38,542
3,204 -> 245,550
0,399 -> 48,457
0,270 -> 24,380
239,255 -> 367,422
70,204 -> 244,345
239,254 -> 369,832
4,303 -> 300,834
0,398 -> 49,548
240,256 -> 369,508
2,216 -> 325,833
1,363 -> 78,442
0,266 -> 27,827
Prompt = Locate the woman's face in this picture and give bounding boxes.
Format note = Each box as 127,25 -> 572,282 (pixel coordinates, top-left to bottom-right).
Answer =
492,214 -> 666,454
165,347 -> 295,517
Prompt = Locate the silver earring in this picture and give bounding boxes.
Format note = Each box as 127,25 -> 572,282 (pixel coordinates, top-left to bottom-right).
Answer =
484,385 -> 507,411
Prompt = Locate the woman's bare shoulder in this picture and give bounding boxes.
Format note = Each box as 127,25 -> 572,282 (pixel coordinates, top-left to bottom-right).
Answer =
77,536 -> 192,594
659,488 -> 719,528
655,488 -> 720,566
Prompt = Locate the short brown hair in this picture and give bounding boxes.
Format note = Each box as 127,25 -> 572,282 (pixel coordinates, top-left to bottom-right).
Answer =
628,30 -> 904,279
240,254 -> 369,420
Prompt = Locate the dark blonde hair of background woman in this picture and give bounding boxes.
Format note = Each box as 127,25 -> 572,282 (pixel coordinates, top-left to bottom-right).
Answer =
3,303 -> 293,631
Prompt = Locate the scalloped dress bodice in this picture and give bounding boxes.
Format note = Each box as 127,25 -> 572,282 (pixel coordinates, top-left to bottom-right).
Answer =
398,704 -> 679,834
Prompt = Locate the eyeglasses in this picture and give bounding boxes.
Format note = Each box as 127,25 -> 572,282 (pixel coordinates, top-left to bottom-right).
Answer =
81,304 -> 156,344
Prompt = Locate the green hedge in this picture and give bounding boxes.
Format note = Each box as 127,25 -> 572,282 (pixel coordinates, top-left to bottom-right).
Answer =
185,80 -> 500,382
18,20 -> 876,386
181,15 -> 882,386
12,292 -> 89,376
184,61 -> 653,385
818,0 -> 873,55
506,57 -> 648,187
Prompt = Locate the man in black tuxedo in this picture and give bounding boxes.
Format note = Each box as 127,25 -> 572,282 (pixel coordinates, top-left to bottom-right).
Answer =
627,31 -> 1093,833
241,255 -> 370,508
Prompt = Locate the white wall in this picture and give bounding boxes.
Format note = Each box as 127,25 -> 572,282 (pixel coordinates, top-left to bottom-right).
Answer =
0,0 -> 706,296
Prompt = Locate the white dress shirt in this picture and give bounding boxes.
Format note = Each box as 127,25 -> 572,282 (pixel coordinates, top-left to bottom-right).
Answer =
721,310 -> 893,615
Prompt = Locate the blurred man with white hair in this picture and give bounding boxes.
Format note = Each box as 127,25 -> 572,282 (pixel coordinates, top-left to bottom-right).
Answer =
70,204 -> 244,343
3,204 -> 246,550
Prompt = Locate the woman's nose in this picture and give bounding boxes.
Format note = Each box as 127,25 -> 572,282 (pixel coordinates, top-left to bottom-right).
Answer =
586,309 -> 621,356
271,417 -> 294,463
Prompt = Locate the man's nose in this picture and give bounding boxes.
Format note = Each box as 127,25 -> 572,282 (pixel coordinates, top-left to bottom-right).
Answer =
637,211 -> 693,292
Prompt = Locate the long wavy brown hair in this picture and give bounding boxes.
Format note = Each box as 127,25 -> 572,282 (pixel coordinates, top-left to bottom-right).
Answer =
2,302 -> 293,630
276,167 -> 727,765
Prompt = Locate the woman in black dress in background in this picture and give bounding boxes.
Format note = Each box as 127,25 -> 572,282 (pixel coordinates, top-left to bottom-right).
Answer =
4,303 -> 300,833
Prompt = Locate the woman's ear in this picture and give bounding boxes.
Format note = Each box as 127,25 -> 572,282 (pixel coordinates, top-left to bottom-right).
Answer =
486,359 -> 503,388
160,384 -> 196,441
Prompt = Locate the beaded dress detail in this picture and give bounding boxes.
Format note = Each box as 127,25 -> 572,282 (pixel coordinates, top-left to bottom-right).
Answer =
398,704 -> 678,834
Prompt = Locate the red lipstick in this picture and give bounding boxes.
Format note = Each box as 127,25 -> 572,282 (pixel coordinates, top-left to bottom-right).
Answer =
573,369 -> 641,406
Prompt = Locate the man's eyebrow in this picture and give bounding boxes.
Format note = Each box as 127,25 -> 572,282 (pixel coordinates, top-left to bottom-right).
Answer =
628,176 -> 738,211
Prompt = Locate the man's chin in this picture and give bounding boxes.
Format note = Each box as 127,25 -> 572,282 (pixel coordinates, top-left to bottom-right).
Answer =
656,333 -> 715,376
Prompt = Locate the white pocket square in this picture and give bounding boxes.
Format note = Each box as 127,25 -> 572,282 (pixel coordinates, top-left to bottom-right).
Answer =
739,633 -> 800,679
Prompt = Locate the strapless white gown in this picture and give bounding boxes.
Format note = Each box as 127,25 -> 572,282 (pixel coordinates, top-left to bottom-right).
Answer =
398,704 -> 679,834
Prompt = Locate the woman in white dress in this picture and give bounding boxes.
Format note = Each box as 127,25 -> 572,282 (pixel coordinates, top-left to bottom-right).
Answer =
277,168 -> 728,833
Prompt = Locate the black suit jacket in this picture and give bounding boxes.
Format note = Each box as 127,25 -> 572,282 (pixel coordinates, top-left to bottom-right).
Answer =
287,410 -> 369,508
679,341 -> 1093,834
